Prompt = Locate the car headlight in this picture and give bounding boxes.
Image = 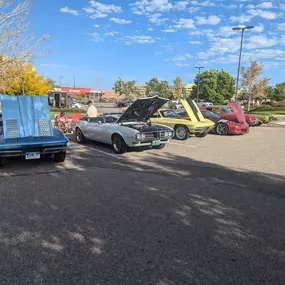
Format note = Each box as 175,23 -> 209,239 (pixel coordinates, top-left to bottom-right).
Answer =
136,133 -> 145,141
168,131 -> 173,137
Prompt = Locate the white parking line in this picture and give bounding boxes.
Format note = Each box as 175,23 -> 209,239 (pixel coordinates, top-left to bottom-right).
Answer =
169,142 -> 197,148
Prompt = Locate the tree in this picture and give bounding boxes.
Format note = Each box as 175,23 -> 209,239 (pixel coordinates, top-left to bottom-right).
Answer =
6,64 -> 52,95
0,1 -> 49,92
113,77 -> 140,102
241,61 -> 269,110
173,77 -> 183,99
191,69 -> 235,104
275,83 -> 285,101
145,78 -> 172,99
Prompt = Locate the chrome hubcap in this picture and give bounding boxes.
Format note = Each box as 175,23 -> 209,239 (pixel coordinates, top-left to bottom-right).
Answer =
177,128 -> 186,138
113,137 -> 121,151
217,124 -> 227,135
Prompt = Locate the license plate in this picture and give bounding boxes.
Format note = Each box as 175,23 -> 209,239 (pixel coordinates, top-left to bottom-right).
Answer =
152,140 -> 161,146
25,152 -> 41,160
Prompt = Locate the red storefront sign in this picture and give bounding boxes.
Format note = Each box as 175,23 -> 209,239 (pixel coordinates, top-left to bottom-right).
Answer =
61,87 -> 91,95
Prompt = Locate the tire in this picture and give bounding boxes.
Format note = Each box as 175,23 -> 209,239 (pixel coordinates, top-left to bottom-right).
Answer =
76,128 -> 86,143
175,125 -> 189,140
112,134 -> 128,154
215,123 -> 229,136
195,132 -> 208,138
0,157 -> 4,167
153,144 -> 166,150
54,151 -> 66,163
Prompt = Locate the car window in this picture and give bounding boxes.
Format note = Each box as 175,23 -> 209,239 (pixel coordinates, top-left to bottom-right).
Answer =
90,117 -> 103,123
160,110 -> 180,118
104,115 -> 120,123
211,108 -> 220,114
221,107 -> 232,114
150,112 -> 161,118
202,110 -> 220,119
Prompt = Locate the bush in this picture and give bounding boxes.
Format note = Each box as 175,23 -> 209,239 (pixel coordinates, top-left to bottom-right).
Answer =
50,107 -> 85,113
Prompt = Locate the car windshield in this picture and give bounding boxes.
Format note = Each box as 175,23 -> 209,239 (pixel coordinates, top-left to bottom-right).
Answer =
221,107 -> 233,113
161,110 -> 180,118
202,110 -> 220,119
104,114 -> 121,123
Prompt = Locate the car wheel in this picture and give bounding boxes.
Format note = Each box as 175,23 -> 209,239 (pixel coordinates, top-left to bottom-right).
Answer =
195,132 -> 207,138
112,134 -> 128,154
216,123 -> 229,136
54,151 -> 66,163
153,144 -> 166,150
76,128 -> 86,143
0,157 -> 4,167
175,125 -> 189,140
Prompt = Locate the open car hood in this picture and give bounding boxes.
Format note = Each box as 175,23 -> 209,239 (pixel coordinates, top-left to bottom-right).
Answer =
183,99 -> 206,122
0,94 -> 53,139
228,102 -> 246,123
117,96 -> 168,123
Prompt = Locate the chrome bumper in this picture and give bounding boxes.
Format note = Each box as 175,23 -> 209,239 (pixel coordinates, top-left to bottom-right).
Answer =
0,146 -> 67,157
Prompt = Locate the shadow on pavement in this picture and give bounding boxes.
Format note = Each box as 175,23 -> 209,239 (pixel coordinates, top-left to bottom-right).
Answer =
0,142 -> 285,285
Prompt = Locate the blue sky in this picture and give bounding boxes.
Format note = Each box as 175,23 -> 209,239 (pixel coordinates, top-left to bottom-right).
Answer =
31,0 -> 285,89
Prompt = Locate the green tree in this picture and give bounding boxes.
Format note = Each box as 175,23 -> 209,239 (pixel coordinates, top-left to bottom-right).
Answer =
145,78 -> 172,99
191,69 -> 234,104
275,83 -> 285,101
173,77 -> 183,99
113,77 -> 140,102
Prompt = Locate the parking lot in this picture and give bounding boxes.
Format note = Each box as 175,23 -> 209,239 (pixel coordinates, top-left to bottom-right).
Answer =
1,127 -> 285,284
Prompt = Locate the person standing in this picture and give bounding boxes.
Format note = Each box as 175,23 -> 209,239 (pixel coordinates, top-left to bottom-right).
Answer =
87,101 -> 98,117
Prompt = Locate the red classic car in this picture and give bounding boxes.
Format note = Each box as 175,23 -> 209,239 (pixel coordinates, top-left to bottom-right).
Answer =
200,105 -> 262,126
178,102 -> 249,135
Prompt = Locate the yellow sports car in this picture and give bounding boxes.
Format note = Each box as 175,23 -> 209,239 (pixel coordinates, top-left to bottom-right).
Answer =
150,99 -> 215,140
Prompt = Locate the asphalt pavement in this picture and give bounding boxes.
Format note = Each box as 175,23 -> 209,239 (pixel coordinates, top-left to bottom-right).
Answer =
0,127 -> 285,285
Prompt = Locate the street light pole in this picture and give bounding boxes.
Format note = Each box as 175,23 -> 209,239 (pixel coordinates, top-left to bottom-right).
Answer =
195,66 -> 204,101
59,76 -> 63,87
232,25 -> 254,101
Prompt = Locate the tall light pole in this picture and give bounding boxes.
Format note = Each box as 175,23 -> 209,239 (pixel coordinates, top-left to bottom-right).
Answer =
232,25 -> 254,101
59,76 -> 63,87
195,66 -> 204,101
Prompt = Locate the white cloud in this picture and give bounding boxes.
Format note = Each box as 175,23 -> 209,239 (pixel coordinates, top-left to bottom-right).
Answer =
277,23 -> 285,31
188,31 -> 204,36
256,2 -> 273,9
175,1 -> 189,10
170,54 -> 192,62
89,32 -> 104,42
148,13 -> 169,25
84,1 -> 122,18
161,28 -> 177,33
93,24 -> 100,28
188,7 -> 200,13
60,6 -> 79,16
176,63 -> 192,67
174,18 -> 195,29
192,0 -> 216,7
229,15 -> 253,23
196,15 -> 221,25
110,18 -> 132,24
148,28 -> 155,31
105,31 -> 119,36
40,64 -> 70,68
125,35 -> 155,44
217,24 -> 264,37
131,0 -> 173,15
247,9 -> 277,20
245,35 -> 278,49
189,41 -> 202,44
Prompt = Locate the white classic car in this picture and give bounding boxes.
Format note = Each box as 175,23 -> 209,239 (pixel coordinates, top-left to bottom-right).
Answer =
75,96 -> 174,154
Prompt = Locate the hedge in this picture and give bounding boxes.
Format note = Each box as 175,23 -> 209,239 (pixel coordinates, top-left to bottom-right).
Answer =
50,108 -> 86,113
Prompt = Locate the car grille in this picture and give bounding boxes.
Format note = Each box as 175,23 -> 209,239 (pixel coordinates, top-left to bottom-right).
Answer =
144,131 -> 167,141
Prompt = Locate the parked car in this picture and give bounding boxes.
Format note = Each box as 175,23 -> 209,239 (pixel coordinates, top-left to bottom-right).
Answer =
200,104 -> 262,126
179,106 -> 249,135
195,100 -> 213,107
72,102 -> 83,109
150,99 -> 215,140
0,95 -> 69,167
75,96 -> 174,154
117,101 -> 128,108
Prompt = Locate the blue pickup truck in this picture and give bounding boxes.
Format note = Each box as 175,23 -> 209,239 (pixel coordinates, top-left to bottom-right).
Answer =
0,95 -> 69,167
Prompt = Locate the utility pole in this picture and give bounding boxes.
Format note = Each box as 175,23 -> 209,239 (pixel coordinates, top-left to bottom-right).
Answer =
195,66 -> 204,101
22,77 -> 25,95
74,76 -> 76,88
232,25 -> 254,101
59,76 -> 63,87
